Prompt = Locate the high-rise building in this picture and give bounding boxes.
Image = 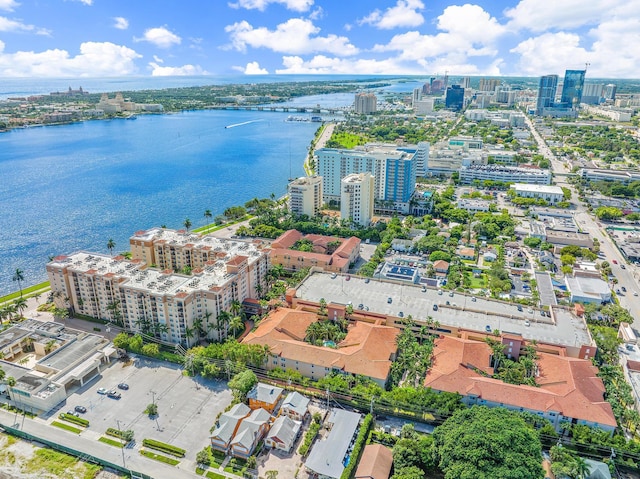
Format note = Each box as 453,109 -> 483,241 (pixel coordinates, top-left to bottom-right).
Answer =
384,153 -> 417,203
460,77 -> 471,89
560,69 -> 586,108
412,87 -> 422,106
288,175 -> 323,217
341,173 -> 374,226
604,84 -> 617,100
315,144 -> 417,204
445,85 -> 465,111
582,83 -> 604,105
478,79 -> 501,92
354,93 -> 377,114
536,75 -> 558,115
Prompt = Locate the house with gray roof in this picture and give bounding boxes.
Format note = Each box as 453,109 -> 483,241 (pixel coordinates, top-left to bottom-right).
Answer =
210,403 -> 251,453
247,382 -> 284,413
305,409 -> 361,479
230,408 -> 271,459
280,391 -> 310,421
265,415 -> 301,452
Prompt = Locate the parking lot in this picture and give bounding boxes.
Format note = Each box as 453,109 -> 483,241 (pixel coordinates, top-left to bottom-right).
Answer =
47,355 -> 233,462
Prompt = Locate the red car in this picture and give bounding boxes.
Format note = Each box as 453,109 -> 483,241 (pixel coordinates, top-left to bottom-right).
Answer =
613,260 -> 618,264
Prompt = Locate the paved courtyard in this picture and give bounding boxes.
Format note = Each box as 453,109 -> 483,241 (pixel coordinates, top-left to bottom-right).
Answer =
44,355 -> 233,463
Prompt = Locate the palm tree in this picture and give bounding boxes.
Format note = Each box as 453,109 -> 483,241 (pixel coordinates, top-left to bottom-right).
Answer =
571,456 -> 590,479
183,218 -> 192,232
12,268 -> 24,297
217,311 -> 230,340
13,297 -> 27,318
107,238 -> 116,256
204,210 -> 213,233
229,315 -> 244,338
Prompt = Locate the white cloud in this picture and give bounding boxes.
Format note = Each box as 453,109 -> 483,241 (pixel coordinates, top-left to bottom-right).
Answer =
228,0 -> 313,11
373,5 -> 505,61
504,0 -> 630,33
113,17 -> 129,30
149,62 -> 207,76
225,18 -> 358,56
0,41 -> 141,77
359,0 -> 424,30
308,6 -> 323,20
136,26 -> 181,48
233,61 -> 269,74
74,0 -> 92,4
0,15 -> 50,35
0,0 -> 19,12
152,55 -> 163,63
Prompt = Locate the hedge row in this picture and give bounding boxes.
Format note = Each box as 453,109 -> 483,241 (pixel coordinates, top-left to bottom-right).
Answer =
142,438 -> 186,458
51,421 -> 81,434
340,414 -> 373,479
59,413 -> 89,427
106,427 -> 125,439
140,449 -> 180,465
99,436 -> 124,448
298,421 -> 321,456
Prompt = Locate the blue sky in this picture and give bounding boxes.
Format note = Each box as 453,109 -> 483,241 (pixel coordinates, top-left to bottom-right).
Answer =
0,0 -> 638,78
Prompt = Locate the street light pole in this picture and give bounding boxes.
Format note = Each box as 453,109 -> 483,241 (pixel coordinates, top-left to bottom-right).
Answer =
116,419 -> 126,469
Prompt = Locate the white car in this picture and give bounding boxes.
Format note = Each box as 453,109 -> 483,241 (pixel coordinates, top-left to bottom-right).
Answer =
97,387 -> 108,395
635,292 -> 639,297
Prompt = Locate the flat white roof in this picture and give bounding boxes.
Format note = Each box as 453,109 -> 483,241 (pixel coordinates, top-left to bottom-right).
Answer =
512,184 -> 564,194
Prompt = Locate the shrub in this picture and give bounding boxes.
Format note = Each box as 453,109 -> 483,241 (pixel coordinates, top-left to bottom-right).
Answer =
140,449 -> 180,465
51,421 -> 81,434
59,413 -> 89,427
298,421 -> 321,456
142,438 -> 186,457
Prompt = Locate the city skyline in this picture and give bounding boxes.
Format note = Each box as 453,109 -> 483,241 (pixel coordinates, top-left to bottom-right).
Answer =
0,0 -> 638,78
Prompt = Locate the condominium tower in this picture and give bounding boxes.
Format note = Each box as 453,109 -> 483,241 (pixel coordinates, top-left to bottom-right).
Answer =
536,75 -> 558,115
341,173 -> 374,226
354,93 -> 377,114
47,229 -> 269,346
560,69 -> 586,108
288,175 -> 323,217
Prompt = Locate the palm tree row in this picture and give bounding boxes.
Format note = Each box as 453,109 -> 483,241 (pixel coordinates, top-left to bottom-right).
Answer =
0,296 -> 29,324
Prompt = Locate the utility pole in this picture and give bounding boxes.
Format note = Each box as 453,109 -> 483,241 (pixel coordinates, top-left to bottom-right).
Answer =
116,419 -> 127,469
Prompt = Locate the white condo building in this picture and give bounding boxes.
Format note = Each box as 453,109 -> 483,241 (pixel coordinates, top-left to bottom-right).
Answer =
341,173 -> 374,226
354,93 -> 377,114
288,176 -> 323,217
459,165 -> 551,185
47,229 -> 268,346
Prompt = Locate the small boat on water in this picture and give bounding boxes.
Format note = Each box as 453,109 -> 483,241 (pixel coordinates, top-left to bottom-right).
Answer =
126,115 -> 137,120
225,119 -> 262,129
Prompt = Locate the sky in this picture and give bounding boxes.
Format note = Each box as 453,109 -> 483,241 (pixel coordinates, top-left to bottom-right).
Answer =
0,0 -> 639,78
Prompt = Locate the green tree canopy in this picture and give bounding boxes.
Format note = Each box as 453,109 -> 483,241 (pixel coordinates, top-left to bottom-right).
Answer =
228,369 -> 257,400
433,406 -> 545,479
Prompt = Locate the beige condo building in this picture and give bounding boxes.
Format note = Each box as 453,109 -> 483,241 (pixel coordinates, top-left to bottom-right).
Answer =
340,172 -> 374,226
47,229 -> 268,347
288,175 -> 323,217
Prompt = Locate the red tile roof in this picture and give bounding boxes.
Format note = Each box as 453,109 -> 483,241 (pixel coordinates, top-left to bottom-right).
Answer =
424,336 -> 616,428
243,308 -> 398,382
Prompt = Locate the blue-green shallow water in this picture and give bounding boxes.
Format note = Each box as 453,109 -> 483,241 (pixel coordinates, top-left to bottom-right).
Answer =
0,110 -> 316,295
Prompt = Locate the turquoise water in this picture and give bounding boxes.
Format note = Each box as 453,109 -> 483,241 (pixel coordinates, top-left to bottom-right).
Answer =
0,110 -> 317,294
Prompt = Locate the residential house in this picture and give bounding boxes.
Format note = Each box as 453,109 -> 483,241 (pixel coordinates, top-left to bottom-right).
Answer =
229,408 -> 271,459
210,403 -> 251,453
280,391 -> 310,421
457,246 -> 476,261
355,444 -> 393,479
264,415 -> 301,452
433,260 -> 450,275
247,383 -> 284,414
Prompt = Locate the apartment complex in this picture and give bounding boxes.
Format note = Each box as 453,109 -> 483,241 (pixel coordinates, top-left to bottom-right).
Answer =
47,230 -> 268,346
315,144 -> 419,208
288,175 -> 323,217
341,173 -> 375,226
459,165 -> 551,185
354,92 -> 377,114
580,168 -> 640,185
269,230 -> 360,273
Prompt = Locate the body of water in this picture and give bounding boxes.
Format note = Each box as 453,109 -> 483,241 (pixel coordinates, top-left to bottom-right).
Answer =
0,76 -> 427,296
0,109 -> 318,295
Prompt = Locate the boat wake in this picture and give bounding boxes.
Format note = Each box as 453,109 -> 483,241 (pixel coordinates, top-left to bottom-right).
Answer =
225,119 -> 263,129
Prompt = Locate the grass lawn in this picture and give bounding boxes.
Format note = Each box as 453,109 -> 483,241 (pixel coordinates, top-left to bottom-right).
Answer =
193,215 -> 253,235
0,281 -> 50,304
206,472 -> 226,479
51,421 -> 81,434
469,275 -> 487,289
140,450 -> 180,466
330,131 -> 367,148
98,437 -> 124,448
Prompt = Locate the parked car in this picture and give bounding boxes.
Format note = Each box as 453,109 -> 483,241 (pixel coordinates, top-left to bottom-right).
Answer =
485,325 -> 492,332
524,320 -> 530,327
421,286 -> 426,292
74,405 -> 87,414
433,304 -> 438,311
449,292 -> 454,297
66,410 -> 79,417
117,383 -> 129,390
437,290 -> 443,295
97,387 -> 108,395
612,260 -> 618,264
364,278 -> 370,283
517,305 -> 523,312
622,286 -> 627,292
331,273 -> 337,279
621,264 -> 626,269
471,297 -> 477,302
107,390 -> 121,399
387,297 -> 392,304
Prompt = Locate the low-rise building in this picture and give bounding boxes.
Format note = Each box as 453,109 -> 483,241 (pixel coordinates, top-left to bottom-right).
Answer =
424,335 -> 616,432
305,409 -> 361,479
565,273 -> 611,304
269,230 -> 360,273
580,168 -> 640,185
459,165 -> 551,185
457,247 -> 476,260
242,308 -> 399,387
457,198 -> 491,212
280,391 -> 310,421
355,444 -> 393,479
511,184 -> 564,204
210,403 -> 251,453
264,415 -> 301,452
229,408 -> 271,458
247,383 -> 284,413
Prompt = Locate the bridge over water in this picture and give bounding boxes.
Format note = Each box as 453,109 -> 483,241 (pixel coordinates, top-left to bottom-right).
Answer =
209,105 -> 346,115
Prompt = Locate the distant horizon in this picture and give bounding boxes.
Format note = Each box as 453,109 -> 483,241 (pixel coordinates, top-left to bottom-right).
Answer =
0,1 -> 638,78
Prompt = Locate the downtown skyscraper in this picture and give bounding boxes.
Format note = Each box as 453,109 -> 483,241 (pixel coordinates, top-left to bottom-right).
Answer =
536,74 -> 558,115
560,69 -> 586,108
